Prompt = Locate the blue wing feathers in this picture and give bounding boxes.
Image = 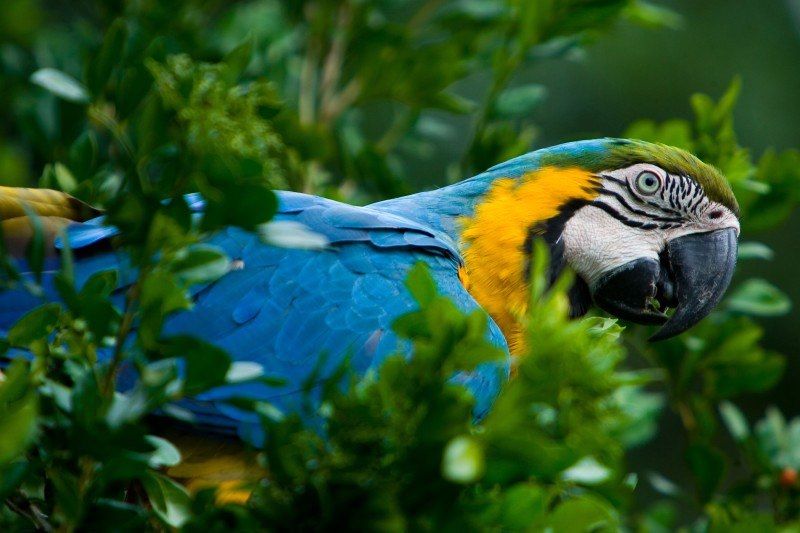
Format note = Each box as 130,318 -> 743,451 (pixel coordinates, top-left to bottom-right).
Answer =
2,191 -> 510,444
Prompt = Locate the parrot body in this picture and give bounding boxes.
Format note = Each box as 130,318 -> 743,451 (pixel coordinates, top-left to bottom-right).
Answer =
2,190 -> 509,439
0,138 -> 742,502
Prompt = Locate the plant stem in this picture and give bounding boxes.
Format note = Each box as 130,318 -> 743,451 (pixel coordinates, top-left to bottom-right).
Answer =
319,3 -> 352,122
298,41 -> 319,127
676,399 -> 697,434
100,277 -> 141,397
5,497 -> 53,532
409,0 -> 444,32
321,77 -> 362,124
376,108 -> 420,154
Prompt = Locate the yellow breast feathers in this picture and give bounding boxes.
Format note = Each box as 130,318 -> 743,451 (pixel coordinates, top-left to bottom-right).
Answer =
459,166 -> 599,354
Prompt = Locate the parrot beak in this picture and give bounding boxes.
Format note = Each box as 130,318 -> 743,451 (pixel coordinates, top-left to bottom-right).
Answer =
649,228 -> 738,341
592,228 -> 738,341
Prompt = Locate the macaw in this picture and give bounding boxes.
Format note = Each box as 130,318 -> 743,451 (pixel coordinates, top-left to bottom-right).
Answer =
0,138 -> 740,502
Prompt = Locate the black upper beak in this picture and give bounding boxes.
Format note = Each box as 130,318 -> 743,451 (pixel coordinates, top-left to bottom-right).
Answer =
592,228 -> 738,341
649,228 -> 738,341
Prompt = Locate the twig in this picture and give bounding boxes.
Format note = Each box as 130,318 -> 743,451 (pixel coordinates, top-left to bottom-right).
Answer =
100,277 -> 142,397
321,77 -> 362,124
5,496 -> 54,532
298,40 -> 319,126
676,399 -> 697,434
88,105 -> 136,164
376,108 -> 420,154
409,0 -> 444,32
298,1 -> 321,126
319,4 -> 352,120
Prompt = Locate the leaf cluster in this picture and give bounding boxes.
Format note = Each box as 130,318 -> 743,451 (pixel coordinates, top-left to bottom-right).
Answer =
0,1 -> 798,531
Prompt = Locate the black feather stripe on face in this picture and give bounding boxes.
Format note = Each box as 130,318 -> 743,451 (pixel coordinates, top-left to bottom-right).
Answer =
595,170 -> 716,230
521,199 -> 594,317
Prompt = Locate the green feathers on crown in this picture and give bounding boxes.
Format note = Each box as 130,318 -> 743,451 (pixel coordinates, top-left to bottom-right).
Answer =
539,138 -> 740,215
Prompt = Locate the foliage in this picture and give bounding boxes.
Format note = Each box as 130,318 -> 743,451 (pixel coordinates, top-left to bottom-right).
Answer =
624,78 -> 800,529
220,250 -> 642,531
0,0 -> 799,531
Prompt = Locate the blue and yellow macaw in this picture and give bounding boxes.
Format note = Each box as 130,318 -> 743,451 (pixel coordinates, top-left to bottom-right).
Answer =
0,138 -> 740,501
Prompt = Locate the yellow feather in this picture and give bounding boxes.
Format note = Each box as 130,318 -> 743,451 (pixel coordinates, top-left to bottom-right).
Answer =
0,187 -> 101,257
459,167 -> 598,354
162,430 -> 265,505
1,216 -> 73,257
0,186 -> 100,222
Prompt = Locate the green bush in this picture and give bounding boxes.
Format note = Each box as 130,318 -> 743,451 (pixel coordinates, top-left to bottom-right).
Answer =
1,0 -> 800,530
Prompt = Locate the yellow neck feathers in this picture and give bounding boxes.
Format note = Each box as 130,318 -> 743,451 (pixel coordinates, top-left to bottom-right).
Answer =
459,166 -> 598,354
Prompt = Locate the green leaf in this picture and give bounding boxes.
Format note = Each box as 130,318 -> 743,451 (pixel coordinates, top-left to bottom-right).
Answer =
624,1 -> 684,29
52,162 -> 78,193
7,303 -> 61,347
0,362 -> 38,465
491,483 -> 548,529
754,407 -> 794,469
68,130 -> 98,179
259,221 -> 329,250
201,185 -> 278,231
611,385 -> 664,448
30,68 -> 90,103
0,394 -> 38,466
0,461 -> 29,500
647,472 -> 683,497
719,401 -> 750,441
82,499 -> 148,532
223,35 -> 254,82
146,435 -> 182,468
494,84 -> 547,118
169,245 -> 230,285
82,269 -> 119,297
141,471 -> 191,528
139,271 -> 192,348
159,336 -> 232,395
560,456 -> 611,485
727,279 -> 791,316
50,470 -> 82,523
545,495 -> 619,532
87,18 -> 128,95
442,435 -> 485,484
405,262 -> 437,306
116,66 -> 154,119
429,92 -> 475,115
737,241 -> 774,261
226,361 -> 265,384
707,351 -> 784,398
639,501 -> 678,532
686,444 -> 725,503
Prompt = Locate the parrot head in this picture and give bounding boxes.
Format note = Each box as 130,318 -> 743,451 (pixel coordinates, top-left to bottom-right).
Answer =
459,138 -> 740,346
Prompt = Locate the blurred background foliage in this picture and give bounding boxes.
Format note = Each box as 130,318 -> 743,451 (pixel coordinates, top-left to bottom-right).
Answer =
1,0 -> 800,530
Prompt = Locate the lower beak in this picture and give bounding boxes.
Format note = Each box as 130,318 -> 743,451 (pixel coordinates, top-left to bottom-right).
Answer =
592,228 -> 738,341
593,258 -> 668,325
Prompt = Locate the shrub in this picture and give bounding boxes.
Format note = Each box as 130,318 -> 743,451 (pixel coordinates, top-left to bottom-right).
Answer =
1,1 -> 800,530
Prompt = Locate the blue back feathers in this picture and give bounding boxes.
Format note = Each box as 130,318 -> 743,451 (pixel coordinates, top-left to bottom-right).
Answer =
0,190 -> 510,445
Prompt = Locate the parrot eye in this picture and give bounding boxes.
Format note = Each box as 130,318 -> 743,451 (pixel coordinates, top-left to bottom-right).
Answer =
635,171 -> 661,195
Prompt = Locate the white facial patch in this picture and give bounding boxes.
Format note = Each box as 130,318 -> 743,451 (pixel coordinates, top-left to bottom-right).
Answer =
560,163 -> 740,289
562,206 -> 663,288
